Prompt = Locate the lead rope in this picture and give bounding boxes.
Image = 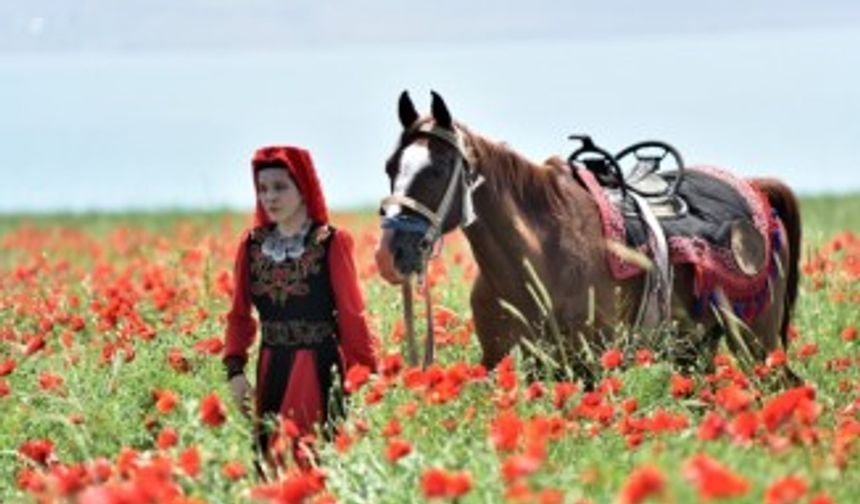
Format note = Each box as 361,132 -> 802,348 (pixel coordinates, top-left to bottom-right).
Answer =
401,275 -> 436,369
400,274 -> 436,369
402,274 -> 419,367
401,273 -> 436,369
422,274 -> 435,369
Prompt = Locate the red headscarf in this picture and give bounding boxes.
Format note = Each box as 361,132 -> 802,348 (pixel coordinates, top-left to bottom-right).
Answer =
251,146 -> 329,226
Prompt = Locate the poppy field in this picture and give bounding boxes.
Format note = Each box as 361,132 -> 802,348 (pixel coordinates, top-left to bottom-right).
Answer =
1,195 -> 858,503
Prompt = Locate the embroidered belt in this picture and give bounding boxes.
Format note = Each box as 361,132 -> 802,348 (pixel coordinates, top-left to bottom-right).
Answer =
261,320 -> 336,348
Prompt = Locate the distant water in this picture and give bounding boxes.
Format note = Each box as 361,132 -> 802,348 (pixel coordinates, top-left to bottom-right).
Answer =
1,27 -> 859,213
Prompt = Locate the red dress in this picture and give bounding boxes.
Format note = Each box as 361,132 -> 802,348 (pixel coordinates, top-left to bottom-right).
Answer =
223,223 -> 376,449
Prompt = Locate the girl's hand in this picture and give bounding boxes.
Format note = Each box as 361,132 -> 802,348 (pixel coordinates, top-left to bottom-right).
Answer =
228,374 -> 253,417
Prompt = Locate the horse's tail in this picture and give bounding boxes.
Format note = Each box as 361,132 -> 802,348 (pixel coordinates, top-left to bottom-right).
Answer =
751,178 -> 801,349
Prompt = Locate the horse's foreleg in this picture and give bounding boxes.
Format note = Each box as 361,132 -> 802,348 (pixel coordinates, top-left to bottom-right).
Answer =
471,278 -> 520,371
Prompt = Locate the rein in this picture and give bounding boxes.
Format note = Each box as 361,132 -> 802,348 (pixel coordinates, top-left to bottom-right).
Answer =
380,123 -> 483,368
401,275 -> 435,369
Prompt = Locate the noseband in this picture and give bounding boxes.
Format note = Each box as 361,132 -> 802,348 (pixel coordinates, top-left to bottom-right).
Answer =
379,123 -> 483,368
380,123 -> 479,254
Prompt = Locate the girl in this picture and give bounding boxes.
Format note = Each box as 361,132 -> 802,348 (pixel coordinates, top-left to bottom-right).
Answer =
223,145 -> 377,466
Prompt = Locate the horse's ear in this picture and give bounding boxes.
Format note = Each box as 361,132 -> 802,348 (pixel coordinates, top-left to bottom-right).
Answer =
430,90 -> 452,130
398,91 -> 419,129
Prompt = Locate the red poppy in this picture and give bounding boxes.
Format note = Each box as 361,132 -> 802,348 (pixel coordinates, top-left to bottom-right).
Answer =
156,427 -> 178,449
251,468 -> 326,503
389,319 -> 405,343
525,381 -> 546,401
537,488 -> 564,504
618,465 -> 665,504
334,429 -> 353,453
490,411 -> 523,452
432,305 -> 460,328
38,372 -> 64,391
382,418 -> 402,438
728,411 -> 760,443
153,389 -> 179,414
426,376 -> 462,405
421,467 -> 449,499
764,475 -> 807,504
354,418 -> 370,434
385,438 -> 413,463
116,446 -> 139,478
601,348 -> 623,370
446,470 -> 472,498
88,457 -> 113,483
761,386 -> 816,432
222,460 -> 246,481
344,364 -> 371,393
280,418 -> 301,438
697,412 -> 726,441
178,446 -> 201,478
795,342 -> 818,359
18,439 -> 54,465
635,349 -> 654,366
505,481 -> 532,501
682,454 -> 750,499
501,454 -> 542,482
0,358 -> 15,376
647,409 -> 689,433
766,349 -> 787,368
380,352 -> 404,379
199,392 -> 227,427
714,384 -> 754,413
841,325 -> 857,342
808,493 -> 835,504
397,401 -> 419,417
496,356 -> 518,392
24,334 -> 46,356
598,376 -> 623,395
16,467 -> 45,493
192,337 -> 224,356
670,374 -> 694,398
167,347 -> 191,373
402,367 -> 426,390
622,397 -> 638,415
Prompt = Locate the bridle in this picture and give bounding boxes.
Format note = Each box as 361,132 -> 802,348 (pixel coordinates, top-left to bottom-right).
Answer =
380,123 -> 481,251
379,122 -> 484,368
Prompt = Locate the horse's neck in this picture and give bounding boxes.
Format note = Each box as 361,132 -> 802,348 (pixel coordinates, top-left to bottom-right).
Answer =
462,151 -> 552,302
460,136 -> 597,302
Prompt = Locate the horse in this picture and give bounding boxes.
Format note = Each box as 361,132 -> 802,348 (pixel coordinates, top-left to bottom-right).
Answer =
374,91 -> 801,384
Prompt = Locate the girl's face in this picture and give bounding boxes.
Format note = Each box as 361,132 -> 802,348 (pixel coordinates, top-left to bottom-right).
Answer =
256,168 -> 305,224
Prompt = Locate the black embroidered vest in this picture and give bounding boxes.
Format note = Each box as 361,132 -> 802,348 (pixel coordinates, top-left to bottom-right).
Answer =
247,223 -> 337,335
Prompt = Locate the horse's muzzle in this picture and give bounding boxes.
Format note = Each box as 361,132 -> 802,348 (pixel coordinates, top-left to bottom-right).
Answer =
375,229 -> 426,283
375,229 -> 404,284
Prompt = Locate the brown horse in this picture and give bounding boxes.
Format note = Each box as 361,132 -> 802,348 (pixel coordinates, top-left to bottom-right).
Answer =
375,91 -> 801,383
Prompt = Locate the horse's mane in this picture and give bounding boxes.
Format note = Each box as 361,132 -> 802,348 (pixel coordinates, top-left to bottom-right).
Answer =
458,123 -> 567,215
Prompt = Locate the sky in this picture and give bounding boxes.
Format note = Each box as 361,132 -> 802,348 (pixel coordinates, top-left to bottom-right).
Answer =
1,2 -> 859,213
4,1 -> 860,51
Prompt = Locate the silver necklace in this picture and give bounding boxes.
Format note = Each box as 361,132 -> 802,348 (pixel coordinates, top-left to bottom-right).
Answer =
261,221 -> 311,263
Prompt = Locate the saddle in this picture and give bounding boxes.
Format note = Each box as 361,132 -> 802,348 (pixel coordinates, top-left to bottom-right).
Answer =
568,135 -> 773,328
568,135 -> 688,220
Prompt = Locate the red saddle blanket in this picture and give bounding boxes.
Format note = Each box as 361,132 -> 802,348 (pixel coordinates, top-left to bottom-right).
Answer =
576,165 -> 781,321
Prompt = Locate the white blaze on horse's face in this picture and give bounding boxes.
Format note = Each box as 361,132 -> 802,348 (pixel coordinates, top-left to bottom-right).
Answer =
385,142 -> 433,218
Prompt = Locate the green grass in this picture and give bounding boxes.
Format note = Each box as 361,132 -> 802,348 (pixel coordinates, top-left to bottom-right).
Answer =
0,193 -> 857,503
